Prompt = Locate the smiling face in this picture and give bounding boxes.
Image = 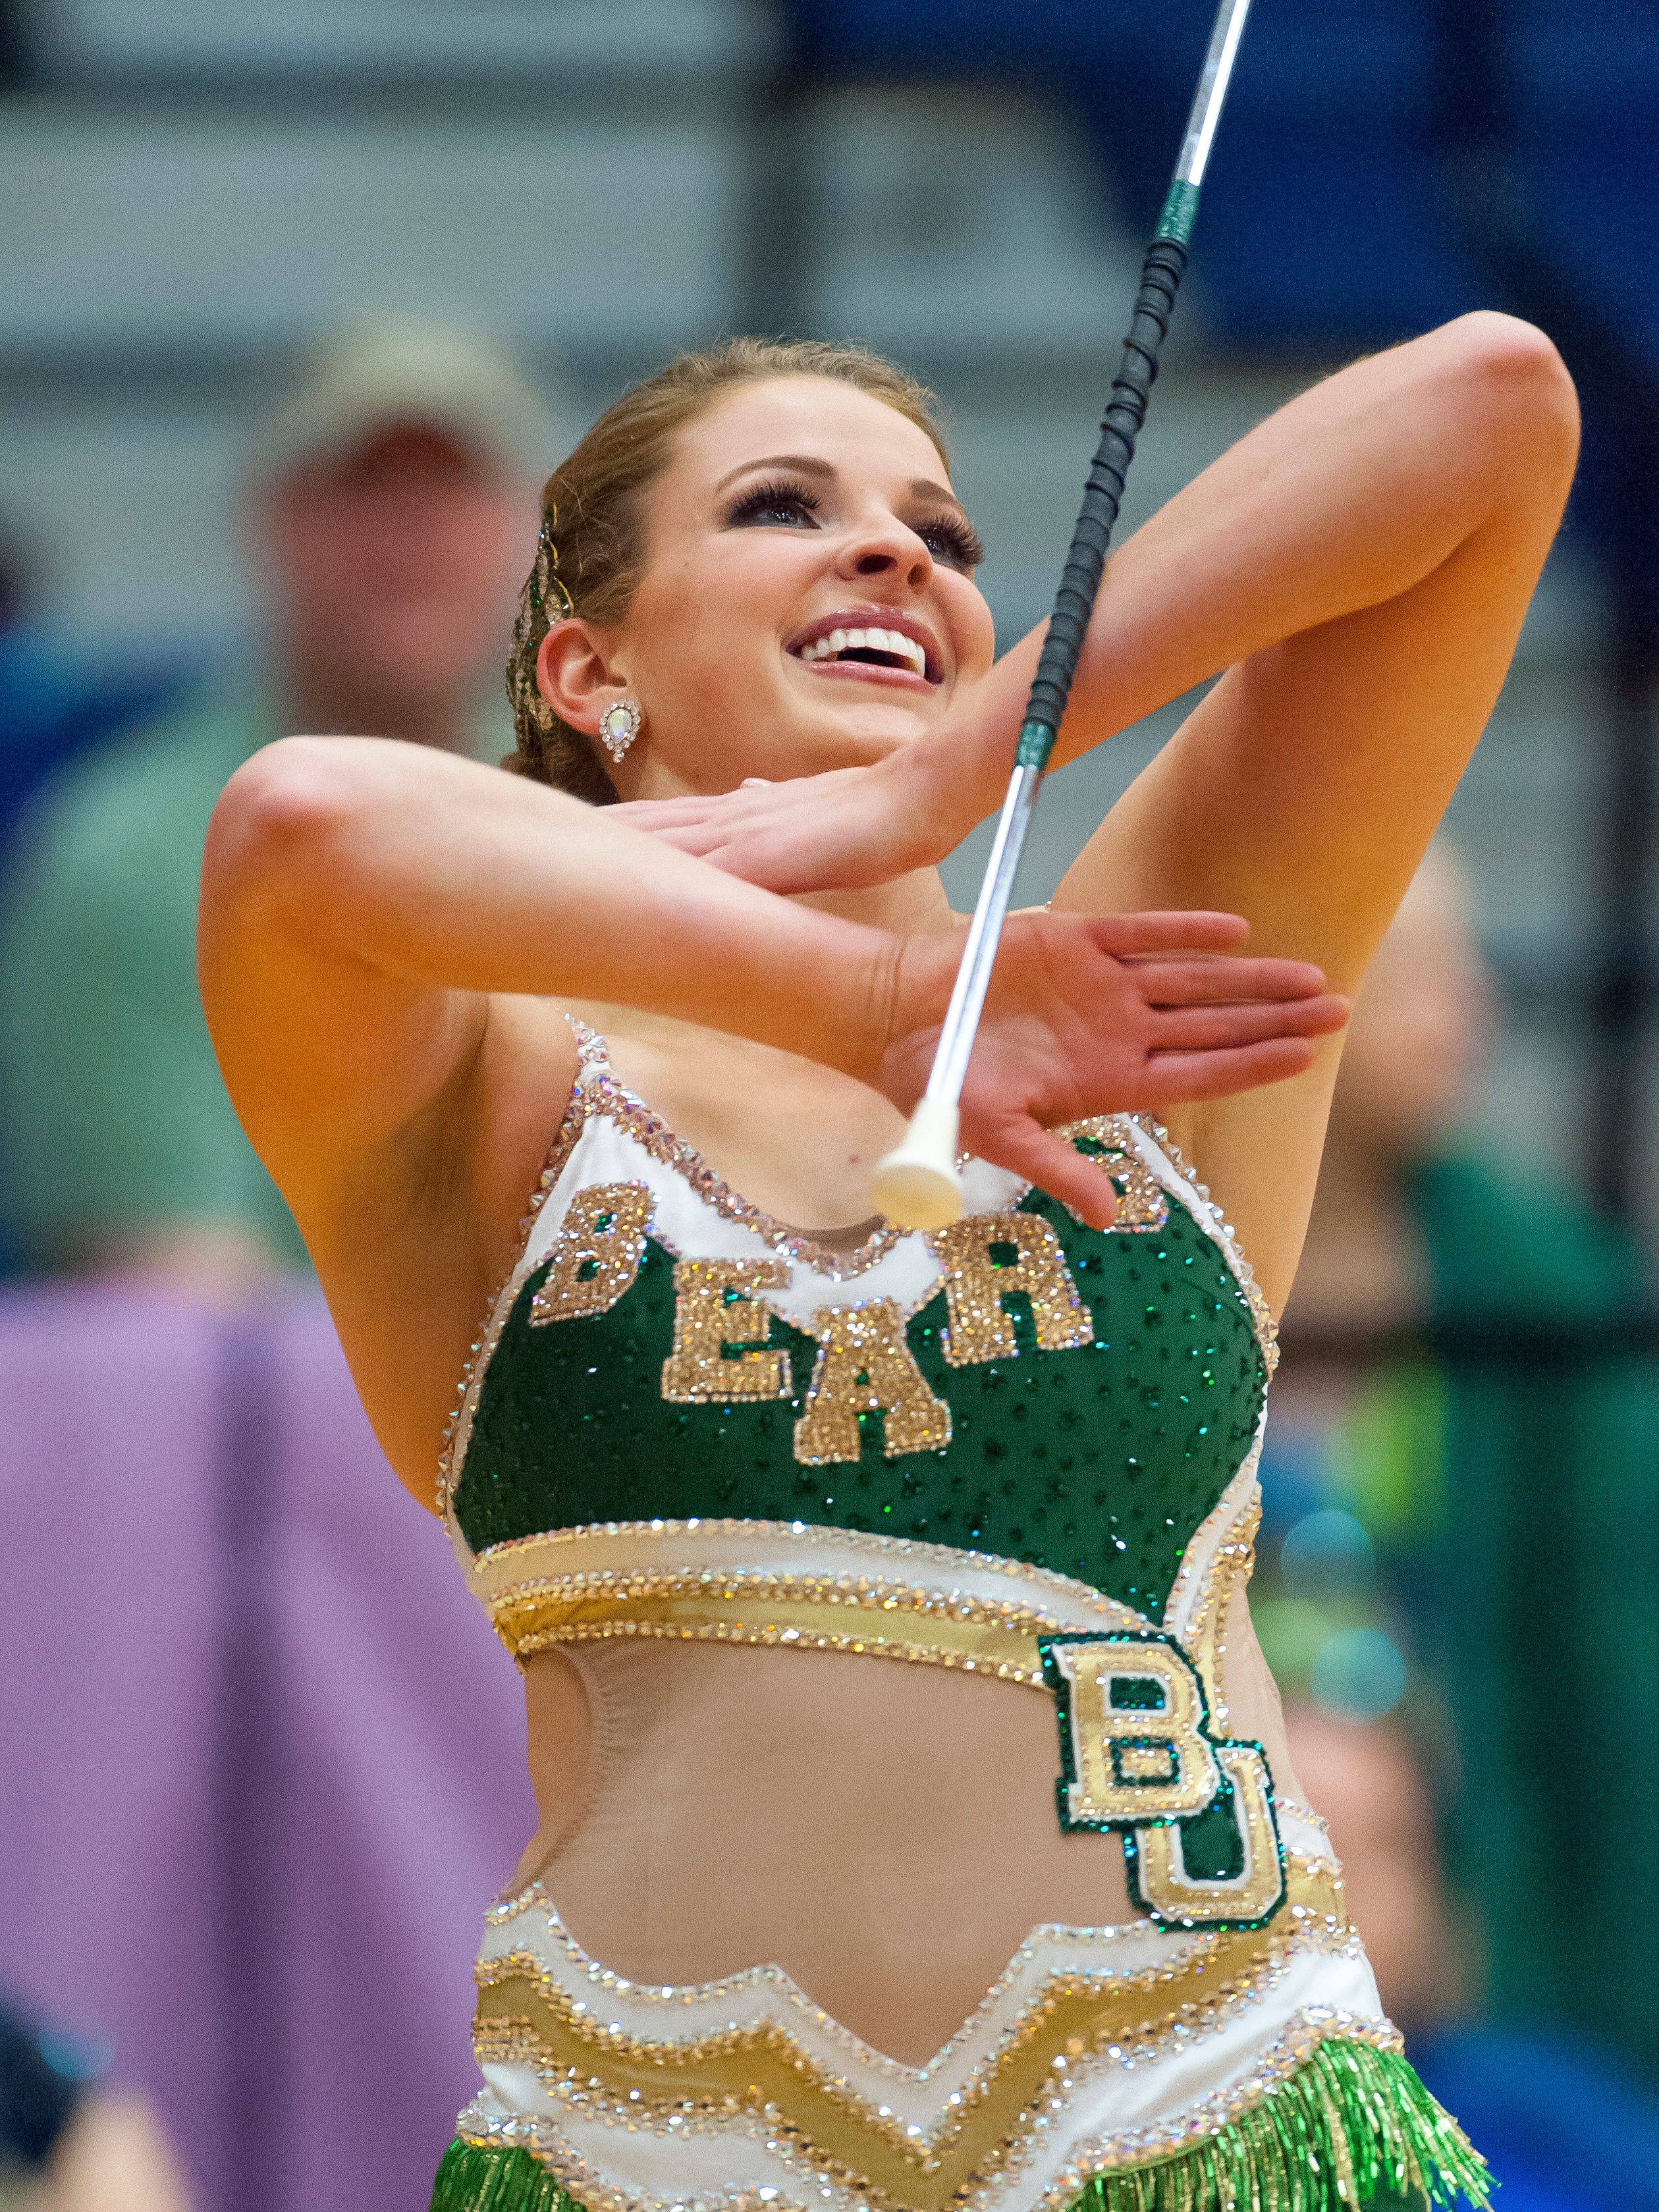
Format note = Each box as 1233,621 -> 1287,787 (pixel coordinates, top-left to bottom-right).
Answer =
537,376 -> 997,797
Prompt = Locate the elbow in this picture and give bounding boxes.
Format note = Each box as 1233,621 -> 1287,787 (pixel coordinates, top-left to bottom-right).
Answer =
205,736 -> 369,915
1438,311 -> 1581,487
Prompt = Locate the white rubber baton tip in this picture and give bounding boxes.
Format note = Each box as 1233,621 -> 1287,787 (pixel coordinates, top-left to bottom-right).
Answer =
870,1097 -> 964,1229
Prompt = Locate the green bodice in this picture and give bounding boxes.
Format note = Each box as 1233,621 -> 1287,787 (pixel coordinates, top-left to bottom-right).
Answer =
447,1064 -> 1270,1619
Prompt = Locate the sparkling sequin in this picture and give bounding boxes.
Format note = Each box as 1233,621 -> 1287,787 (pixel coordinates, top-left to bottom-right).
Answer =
930,1213 -> 1093,1366
447,2014 -> 1489,2212
454,1191 -> 1265,1614
1043,1634 -> 1222,1827
462,1857 -> 1355,2212
1135,1116 -> 1279,1375
1131,1741 -> 1286,1928
1062,1121 -> 1170,1233
585,1064 -> 906,1280
528,1183 -> 652,1326
449,1027 -> 1269,1617
794,1301 -> 952,1463
661,1258 -> 792,1402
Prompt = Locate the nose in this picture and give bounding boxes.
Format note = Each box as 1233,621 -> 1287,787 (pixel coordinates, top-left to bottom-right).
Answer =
837,515 -> 933,591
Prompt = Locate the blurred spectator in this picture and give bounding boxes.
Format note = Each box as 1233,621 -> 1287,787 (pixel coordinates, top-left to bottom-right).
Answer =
1286,1705 -> 1659,2212
1258,851 -> 1659,2076
0,320 -> 550,1295
0,2001 -> 190,2212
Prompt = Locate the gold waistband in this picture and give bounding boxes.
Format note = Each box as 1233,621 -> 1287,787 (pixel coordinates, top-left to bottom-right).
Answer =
473,1858 -> 1355,2212
491,1569 -> 1078,1683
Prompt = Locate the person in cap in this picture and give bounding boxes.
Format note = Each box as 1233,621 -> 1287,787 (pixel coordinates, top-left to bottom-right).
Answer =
0,317 -> 551,1293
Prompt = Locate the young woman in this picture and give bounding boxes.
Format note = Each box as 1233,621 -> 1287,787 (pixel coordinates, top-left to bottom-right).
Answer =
200,321 -> 1575,2212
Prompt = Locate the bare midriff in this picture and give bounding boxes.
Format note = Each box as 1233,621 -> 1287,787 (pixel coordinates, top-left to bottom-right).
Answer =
515,1613 -> 1300,2070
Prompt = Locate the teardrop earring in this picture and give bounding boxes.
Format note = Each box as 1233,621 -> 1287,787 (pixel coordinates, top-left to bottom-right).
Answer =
598,697 -> 642,765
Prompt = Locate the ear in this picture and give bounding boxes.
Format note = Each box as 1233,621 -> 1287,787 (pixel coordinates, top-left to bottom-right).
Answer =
536,620 -> 632,736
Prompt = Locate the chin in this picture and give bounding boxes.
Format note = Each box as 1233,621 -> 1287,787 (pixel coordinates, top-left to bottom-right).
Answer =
821,703 -> 930,758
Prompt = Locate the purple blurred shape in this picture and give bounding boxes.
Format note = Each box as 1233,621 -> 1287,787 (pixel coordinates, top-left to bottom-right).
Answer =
0,1284 -> 533,2212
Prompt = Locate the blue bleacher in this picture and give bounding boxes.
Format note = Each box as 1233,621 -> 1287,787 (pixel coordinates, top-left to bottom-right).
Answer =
788,0 -> 1659,591
788,1 -> 1658,354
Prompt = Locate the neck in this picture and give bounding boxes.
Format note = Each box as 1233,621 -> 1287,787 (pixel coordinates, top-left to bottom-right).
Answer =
280,662 -> 476,754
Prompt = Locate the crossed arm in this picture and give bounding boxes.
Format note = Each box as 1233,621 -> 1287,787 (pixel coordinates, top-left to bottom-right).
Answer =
199,745 -> 1340,1235
200,313 -> 1574,1351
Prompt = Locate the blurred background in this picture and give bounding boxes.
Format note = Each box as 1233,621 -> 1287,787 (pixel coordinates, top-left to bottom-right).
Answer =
3,2 -> 1659,2208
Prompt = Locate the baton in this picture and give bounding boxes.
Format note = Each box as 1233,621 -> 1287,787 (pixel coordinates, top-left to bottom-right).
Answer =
871,0 -> 1255,1228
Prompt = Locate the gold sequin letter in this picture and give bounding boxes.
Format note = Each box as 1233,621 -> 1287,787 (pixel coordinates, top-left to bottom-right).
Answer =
1063,1119 -> 1169,1231
1134,1741 -> 1286,1926
530,1182 -> 651,1324
794,1301 -> 952,1463
1045,1634 -> 1221,1827
661,1258 -> 792,1403
930,1212 -> 1093,1366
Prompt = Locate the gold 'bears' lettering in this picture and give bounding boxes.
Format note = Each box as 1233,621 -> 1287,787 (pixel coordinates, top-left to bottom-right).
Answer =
661,1258 -> 792,1403
929,1212 -> 1093,1366
1044,1634 -> 1220,1827
530,1183 -> 651,1324
793,1301 -> 952,1464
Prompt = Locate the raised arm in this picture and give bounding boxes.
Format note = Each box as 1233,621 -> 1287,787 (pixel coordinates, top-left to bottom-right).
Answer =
624,311 -> 1577,971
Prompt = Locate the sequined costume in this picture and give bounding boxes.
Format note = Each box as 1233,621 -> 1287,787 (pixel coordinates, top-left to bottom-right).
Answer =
431,1025 -> 1489,2212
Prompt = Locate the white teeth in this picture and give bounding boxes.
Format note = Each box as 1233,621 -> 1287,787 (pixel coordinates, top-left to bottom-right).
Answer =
795,624 -> 929,676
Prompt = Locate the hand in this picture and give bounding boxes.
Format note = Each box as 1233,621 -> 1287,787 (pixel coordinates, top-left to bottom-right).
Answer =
877,911 -> 1348,1226
609,754 -> 957,895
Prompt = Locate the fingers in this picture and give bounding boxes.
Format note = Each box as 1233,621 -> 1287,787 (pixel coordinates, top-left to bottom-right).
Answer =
972,1118 -> 1121,1229
1124,958 -> 1336,1006
1134,1036 -> 1329,1102
609,797 -> 726,831
1080,910 -> 1252,956
1147,993 -> 1350,1050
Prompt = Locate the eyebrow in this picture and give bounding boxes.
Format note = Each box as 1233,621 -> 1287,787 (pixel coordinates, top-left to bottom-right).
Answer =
714,452 -> 969,517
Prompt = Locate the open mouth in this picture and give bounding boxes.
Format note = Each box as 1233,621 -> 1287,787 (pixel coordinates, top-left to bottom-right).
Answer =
788,612 -> 940,686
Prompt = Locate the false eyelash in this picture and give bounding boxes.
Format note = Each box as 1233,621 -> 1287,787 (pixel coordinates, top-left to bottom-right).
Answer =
920,514 -> 987,572
724,474 -> 985,573
724,477 -> 823,527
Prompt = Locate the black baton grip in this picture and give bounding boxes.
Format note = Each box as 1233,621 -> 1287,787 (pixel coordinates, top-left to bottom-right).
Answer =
1023,236 -> 1189,744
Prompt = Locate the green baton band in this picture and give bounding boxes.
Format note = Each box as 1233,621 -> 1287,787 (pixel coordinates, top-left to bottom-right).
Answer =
1155,178 -> 1201,246
1016,720 -> 1056,770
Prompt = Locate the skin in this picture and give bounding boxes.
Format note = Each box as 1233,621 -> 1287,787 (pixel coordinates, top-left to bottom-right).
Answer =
618,319 -> 1578,1303
200,323 -> 1573,2059
200,377 -> 1355,1495
32,2091 -> 193,2212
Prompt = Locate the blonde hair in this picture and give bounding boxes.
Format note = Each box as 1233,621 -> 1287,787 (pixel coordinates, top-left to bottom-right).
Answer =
505,338 -> 949,800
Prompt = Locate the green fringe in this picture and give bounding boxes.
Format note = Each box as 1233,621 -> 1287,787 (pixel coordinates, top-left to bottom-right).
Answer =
432,2138 -> 578,2212
430,2038 -> 1492,2212
1070,2042 -> 1492,2212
